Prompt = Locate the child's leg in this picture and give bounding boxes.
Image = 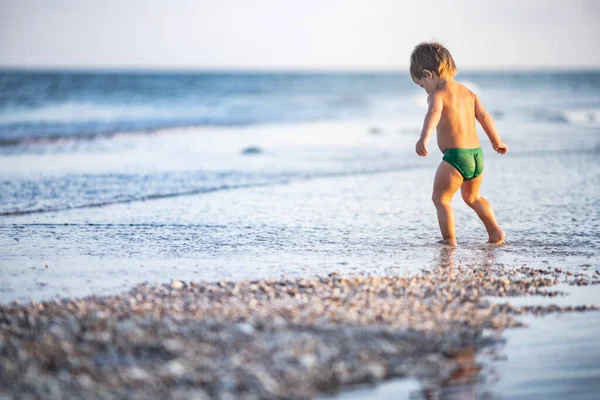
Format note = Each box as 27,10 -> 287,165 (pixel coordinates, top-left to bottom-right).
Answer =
432,161 -> 463,246
460,174 -> 505,244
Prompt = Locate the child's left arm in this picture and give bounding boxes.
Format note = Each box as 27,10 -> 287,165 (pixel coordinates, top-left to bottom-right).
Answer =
416,92 -> 443,156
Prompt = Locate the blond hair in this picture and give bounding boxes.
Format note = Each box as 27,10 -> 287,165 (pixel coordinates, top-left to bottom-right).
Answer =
410,42 -> 457,80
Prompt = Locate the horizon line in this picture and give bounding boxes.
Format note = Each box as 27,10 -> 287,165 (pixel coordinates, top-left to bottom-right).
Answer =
1,65 -> 600,74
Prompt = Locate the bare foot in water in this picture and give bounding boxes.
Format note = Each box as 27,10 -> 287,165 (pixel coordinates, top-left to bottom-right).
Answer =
438,239 -> 458,247
488,229 -> 505,244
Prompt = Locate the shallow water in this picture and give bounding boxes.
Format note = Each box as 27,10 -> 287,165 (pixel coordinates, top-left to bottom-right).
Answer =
1,71 -> 599,397
1,117 -> 598,302
327,312 -> 600,400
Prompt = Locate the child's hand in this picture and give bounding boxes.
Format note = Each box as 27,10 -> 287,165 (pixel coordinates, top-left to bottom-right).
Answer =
416,139 -> 429,156
494,142 -> 508,155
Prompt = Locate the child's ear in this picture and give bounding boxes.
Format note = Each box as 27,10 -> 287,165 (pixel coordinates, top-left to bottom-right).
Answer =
422,70 -> 432,79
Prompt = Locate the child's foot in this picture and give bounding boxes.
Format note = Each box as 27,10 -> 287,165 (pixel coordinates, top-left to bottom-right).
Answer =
488,229 -> 505,244
438,239 -> 457,247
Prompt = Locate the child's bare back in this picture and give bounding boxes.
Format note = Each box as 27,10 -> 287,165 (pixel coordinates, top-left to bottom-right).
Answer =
432,81 -> 480,152
409,42 -> 507,246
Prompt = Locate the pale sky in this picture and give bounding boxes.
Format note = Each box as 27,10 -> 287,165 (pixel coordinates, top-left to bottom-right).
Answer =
1,0 -> 599,70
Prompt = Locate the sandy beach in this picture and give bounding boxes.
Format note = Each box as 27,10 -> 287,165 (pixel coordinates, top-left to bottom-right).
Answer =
2,0 -> 600,395
2,262 -> 599,399
1,70 -> 599,398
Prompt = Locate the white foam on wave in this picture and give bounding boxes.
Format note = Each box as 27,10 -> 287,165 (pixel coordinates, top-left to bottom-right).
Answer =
0,118 -> 418,178
411,93 -> 428,109
563,108 -> 600,127
0,102 -> 214,125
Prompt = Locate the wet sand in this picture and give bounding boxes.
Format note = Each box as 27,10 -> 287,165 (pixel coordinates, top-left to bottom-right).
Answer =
1,263 -> 598,399
331,311 -> 600,400
1,115 -> 598,398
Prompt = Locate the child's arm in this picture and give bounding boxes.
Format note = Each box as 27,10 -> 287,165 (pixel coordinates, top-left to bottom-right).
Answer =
416,92 -> 443,156
474,94 -> 508,154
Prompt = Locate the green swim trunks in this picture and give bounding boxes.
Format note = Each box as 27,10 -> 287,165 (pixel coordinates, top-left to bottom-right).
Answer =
442,147 -> 484,180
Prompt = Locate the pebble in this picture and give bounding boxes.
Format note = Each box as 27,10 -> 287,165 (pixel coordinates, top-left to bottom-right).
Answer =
235,322 -> 254,335
300,354 -> 317,369
365,362 -> 386,381
171,280 -> 185,289
241,146 -> 263,155
0,264 -> 597,399
163,360 -> 186,378
128,366 -> 151,382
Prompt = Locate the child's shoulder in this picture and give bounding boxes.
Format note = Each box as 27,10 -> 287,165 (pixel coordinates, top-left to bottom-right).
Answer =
450,81 -> 474,95
439,82 -> 475,101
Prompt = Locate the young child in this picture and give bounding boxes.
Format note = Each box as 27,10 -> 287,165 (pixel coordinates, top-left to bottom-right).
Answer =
410,42 -> 507,246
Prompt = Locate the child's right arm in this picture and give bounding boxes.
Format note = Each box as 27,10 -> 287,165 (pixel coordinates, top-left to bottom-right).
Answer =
474,94 -> 508,154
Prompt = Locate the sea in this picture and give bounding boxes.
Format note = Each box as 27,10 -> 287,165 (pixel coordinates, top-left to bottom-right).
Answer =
1,70 -> 599,398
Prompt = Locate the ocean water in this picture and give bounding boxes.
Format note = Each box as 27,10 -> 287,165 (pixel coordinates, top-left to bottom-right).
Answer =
1,70 -> 599,398
1,70 -> 599,216
330,311 -> 600,400
1,71 -> 599,144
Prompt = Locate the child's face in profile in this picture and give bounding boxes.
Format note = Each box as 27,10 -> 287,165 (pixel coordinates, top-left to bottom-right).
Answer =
412,70 -> 437,94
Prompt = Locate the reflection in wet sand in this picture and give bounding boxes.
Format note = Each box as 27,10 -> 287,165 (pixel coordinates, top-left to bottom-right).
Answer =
436,245 -> 456,268
434,244 -> 502,271
420,347 -> 485,400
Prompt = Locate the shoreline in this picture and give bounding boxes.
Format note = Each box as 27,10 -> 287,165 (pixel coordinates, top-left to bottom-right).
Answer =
2,264 -> 598,399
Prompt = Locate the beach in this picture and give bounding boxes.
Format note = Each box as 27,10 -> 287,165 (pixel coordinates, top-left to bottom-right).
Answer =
1,71 -> 599,398
2,264 -> 598,399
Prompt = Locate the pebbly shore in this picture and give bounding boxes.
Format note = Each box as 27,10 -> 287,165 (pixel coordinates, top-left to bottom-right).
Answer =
1,263 -> 599,399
